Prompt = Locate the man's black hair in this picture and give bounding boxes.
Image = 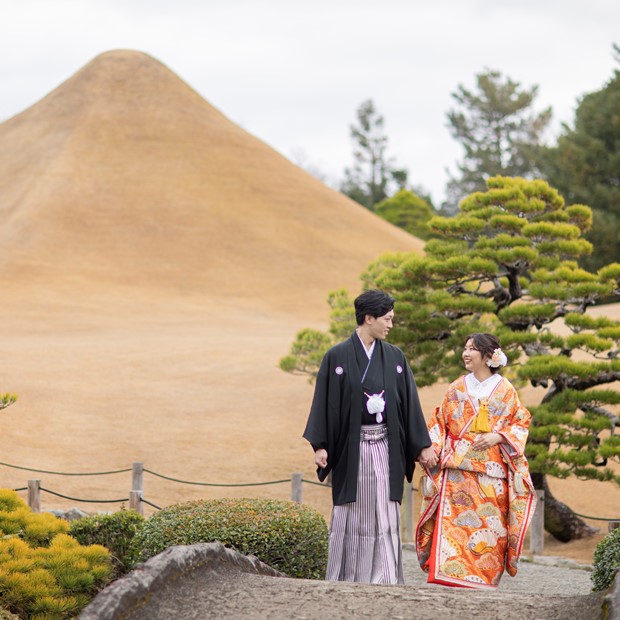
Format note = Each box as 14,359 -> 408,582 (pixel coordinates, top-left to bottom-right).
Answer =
354,290 -> 395,326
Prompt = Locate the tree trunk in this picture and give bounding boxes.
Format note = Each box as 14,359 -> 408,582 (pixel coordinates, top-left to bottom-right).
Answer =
530,473 -> 599,542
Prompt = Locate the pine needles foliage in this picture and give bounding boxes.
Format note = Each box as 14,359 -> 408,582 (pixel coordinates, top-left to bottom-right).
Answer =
0,491 -> 112,619
0,395 -> 16,411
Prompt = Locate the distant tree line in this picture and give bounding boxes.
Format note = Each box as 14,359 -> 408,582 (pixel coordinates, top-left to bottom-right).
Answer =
337,44 -> 620,272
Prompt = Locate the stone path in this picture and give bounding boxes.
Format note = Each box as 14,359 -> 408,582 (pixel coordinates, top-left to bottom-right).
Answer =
80,543 -> 610,620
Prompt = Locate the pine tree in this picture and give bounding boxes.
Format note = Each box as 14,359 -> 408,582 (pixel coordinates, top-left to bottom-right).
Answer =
445,71 -> 551,212
341,99 -> 408,209
536,45 -> 620,271
374,189 -> 437,241
281,177 -> 620,541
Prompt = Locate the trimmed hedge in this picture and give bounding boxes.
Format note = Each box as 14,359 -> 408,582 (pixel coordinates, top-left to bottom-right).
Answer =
591,526 -> 620,591
69,509 -> 144,577
128,498 -> 328,579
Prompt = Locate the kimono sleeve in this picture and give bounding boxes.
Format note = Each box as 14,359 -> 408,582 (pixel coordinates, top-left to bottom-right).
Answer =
302,352 -> 331,452
403,360 -> 432,480
497,382 -> 531,459
428,391 -> 449,457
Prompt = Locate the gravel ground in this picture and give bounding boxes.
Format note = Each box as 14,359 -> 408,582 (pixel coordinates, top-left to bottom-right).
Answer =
401,544 -> 594,595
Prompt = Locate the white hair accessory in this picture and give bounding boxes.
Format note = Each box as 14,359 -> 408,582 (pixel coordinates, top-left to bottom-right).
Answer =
486,348 -> 508,368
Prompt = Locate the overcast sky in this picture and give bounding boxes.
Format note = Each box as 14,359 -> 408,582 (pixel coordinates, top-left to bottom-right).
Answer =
1,0 -> 618,205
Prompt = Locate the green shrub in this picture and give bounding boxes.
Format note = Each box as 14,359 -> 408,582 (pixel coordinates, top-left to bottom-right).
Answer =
69,509 -> 144,577
0,490 -> 112,619
591,526 -> 620,591
0,490 -> 69,548
129,498 -> 328,579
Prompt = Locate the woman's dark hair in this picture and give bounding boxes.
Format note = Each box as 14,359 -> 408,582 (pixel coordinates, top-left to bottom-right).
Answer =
464,333 -> 503,373
354,290 -> 395,326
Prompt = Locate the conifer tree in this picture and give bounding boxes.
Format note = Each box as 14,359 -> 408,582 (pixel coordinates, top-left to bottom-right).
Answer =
374,189 -> 437,241
445,71 -> 551,212
281,177 -> 620,541
536,44 -> 620,271
341,99 -> 408,209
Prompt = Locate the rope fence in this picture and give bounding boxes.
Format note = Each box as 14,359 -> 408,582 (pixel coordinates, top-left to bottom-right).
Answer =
141,498 -> 162,510
40,488 -> 130,504
0,461 -> 131,476
143,467 -> 291,487
572,511 -> 620,522
4,461 -> 331,519
2,460 -> 619,546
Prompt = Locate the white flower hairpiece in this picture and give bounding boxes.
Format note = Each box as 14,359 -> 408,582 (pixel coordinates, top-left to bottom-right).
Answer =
486,347 -> 508,368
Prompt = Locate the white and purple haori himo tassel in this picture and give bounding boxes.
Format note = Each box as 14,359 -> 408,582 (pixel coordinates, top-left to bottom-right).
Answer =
364,390 -> 386,423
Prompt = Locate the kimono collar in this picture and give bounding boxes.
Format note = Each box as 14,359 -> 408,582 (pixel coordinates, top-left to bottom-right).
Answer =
355,329 -> 376,359
465,372 -> 502,401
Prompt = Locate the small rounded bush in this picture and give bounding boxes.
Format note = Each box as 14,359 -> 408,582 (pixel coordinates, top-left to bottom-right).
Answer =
591,526 -> 620,592
129,498 -> 328,579
69,509 -> 144,577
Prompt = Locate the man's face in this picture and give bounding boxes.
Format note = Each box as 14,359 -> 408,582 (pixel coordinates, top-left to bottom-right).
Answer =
367,310 -> 394,341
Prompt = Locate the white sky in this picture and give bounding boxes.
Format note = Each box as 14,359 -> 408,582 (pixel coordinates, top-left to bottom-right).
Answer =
1,0 -> 618,206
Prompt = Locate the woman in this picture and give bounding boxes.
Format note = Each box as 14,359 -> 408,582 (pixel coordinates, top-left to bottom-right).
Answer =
416,333 -> 536,589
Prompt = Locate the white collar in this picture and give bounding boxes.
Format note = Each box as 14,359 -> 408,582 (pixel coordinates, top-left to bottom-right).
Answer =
465,372 -> 502,400
356,331 -> 376,359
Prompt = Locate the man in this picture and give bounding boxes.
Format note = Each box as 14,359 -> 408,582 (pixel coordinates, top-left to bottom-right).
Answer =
303,289 -> 434,584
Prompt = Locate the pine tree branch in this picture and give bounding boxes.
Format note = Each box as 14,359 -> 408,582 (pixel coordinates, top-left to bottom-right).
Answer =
580,403 -> 619,429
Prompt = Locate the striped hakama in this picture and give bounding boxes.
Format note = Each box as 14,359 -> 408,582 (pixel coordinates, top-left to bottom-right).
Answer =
326,424 -> 404,584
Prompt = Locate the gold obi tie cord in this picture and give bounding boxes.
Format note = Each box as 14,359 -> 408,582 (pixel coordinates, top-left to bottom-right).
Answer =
470,398 -> 491,433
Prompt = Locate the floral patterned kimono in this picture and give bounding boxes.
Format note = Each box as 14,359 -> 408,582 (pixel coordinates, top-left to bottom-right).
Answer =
416,374 -> 536,589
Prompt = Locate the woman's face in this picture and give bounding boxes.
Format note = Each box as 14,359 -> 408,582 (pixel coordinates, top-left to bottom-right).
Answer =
462,339 -> 489,374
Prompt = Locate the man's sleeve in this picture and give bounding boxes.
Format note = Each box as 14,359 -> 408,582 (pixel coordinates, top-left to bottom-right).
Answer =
404,358 -> 432,481
302,353 -> 330,451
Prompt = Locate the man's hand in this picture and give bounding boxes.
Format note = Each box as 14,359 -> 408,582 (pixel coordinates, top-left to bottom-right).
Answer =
314,448 -> 328,468
418,446 -> 438,468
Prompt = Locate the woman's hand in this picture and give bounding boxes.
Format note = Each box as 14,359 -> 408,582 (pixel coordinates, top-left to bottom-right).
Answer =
418,446 -> 438,468
471,432 -> 503,451
314,448 -> 328,468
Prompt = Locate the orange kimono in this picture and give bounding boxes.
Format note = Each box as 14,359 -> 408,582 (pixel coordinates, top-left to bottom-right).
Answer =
416,375 -> 536,589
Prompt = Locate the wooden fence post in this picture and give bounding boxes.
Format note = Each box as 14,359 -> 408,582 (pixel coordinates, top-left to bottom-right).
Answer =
129,490 -> 143,516
291,472 -> 303,503
530,489 -> 545,555
132,462 -> 143,493
28,479 -> 41,513
402,483 -> 414,543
